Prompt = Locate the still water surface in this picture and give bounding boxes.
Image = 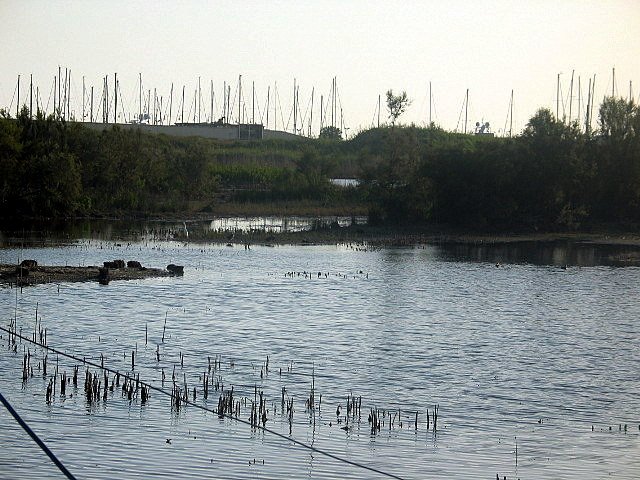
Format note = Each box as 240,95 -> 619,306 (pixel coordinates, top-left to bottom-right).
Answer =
1,237 -> 639,479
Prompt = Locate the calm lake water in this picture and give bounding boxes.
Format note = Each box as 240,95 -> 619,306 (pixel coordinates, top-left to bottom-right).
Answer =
1,232 -> 639,479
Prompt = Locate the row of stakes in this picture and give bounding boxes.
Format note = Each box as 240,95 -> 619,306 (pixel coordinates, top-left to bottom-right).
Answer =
17,338 -> 440,438
10,318 -> 640,444
9,313 -> 441,439
40,362 -> 151,406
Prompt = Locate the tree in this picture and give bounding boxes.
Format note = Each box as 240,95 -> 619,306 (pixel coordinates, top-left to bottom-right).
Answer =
386,90 -> 411,126
319,126 -> 342,140
593,97 -> 640,221
0,114 -> 22,208
520,108 -> 588,228
598,96 -> 637,140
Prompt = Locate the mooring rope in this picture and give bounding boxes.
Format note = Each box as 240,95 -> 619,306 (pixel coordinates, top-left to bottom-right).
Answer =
0,390 -> 77,480
0,325 -> 407,480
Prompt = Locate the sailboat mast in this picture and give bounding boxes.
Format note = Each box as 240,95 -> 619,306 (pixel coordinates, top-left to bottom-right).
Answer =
223,81 -> 226,122
586,77 -> 591,134
556,73 -> 560,119
429,81 -> 432,126
139,73 -> 142,122
591,75 -> 596,129
114,73 -> 118,123
577,76 -> 581,129
464,88 -> 469,134
320,95 -> 324,131
104,76 -> 108,123
333,77 -> 338,127
181,85 -> 185,123
509,89 -> 514,137
612,67 -> 615,97
377,94 -> 380,128
169,83 -> 173,125
53,76 -> 57,117
82,76 -> 85,121
106,76 -> 110,123
63,68 -> 68,120
16,75 -> 20,117
211,80 -> 214,123
568,70 -> 574,123
90,86 -> 94,122
266,85 -> 270,128
310,87 -> 314,137
67,70 -> 71,120
252,81 -> 255,124
293,78 -> 297,134
100,77 -> 103,122
193,88 -> 197,122
198,76 -> 201,123
58,66 -> 61,117
238,75 -> 242,124
331,78 -> 334,128
29,74 -> 33,118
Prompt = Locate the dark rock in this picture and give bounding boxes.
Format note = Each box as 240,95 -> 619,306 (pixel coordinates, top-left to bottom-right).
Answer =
127,261 -> 142,269
104,260 -> 125,269
98,267 -> 110,285
20,260 -> 38,269
166,264 -> 184,275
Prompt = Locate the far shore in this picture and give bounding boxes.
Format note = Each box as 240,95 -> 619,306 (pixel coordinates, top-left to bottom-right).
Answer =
1,213 -> 640,248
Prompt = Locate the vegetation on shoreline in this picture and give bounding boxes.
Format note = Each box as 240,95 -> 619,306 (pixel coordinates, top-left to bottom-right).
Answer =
363,97 -> 640,231
1,96 -> 639,233
0,109 -> 364,219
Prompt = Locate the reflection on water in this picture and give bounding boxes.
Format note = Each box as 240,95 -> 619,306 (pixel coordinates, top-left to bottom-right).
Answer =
438,240 -> 640,267
330,178 -> 361,187
206,215 -> 367,233
0,216 -> 369,243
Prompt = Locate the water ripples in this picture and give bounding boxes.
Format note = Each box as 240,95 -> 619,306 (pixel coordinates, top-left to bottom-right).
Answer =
1,240 -> 639,478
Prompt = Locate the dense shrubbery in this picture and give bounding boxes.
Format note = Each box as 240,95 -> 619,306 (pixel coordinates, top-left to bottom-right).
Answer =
0,109 -> 353,218
362,97 -> 640,230
1,97 -> 638,231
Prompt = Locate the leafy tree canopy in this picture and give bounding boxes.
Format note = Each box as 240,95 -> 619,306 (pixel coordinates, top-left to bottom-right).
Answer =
386,90 -> 411,126
319,126 -> 342,140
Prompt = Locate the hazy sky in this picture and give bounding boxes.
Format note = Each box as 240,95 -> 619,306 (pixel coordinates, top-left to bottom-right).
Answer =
1,0 -> 639,136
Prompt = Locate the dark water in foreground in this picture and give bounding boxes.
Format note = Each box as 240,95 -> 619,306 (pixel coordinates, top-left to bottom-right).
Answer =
0,231 -> 639,479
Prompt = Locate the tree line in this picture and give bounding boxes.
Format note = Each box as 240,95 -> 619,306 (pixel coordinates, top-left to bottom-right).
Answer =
0,108 -> 356,219
1,96 -> 638,232
361,96 -> 640,230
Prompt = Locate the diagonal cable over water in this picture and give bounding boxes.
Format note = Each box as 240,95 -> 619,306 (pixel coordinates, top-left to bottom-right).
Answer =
0,390 -> 78,480
0,325 -> 407,480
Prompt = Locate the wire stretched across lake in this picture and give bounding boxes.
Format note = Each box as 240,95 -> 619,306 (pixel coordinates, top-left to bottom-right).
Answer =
0,325 -> 407,480
0,390 -> 77,480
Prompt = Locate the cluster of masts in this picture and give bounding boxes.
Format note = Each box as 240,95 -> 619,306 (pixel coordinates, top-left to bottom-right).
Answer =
555,68 -> 635,135
6,68 -> 347,138
5,67 -> 636,138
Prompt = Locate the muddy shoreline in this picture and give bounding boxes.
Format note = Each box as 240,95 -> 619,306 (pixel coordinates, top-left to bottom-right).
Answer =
0,263 -> 177,287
